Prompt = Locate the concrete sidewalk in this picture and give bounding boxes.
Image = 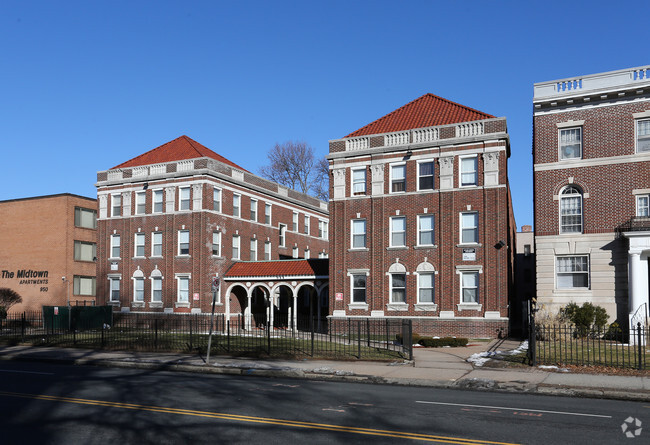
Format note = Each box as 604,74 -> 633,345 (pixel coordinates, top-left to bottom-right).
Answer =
1,340 -> 649,402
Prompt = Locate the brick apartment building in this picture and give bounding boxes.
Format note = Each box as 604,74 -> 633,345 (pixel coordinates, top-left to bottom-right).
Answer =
533,65 -> 650,328
327,94 -> 515,338
95,136 -> 329,325
0,194 -> 97,313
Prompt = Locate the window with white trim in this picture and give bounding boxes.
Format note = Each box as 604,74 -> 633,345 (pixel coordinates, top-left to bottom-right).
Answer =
391,164 -> 406,193
279,223 -> 287,247
637,195 -> 650,217
153,190 -> 164,213
559,127 -> 582,159
74,241 -> 96,262
74,275 -> 96,296
74,207 -> 97,229
637,119 -> 650,153
390,273 -> 406,303
250,239 -> 257,261
133,276 -> 144,302
556,255 -> 589,289
390,216 -> 406,247
418,273 -> 434,303
460,212 -> 478,244
177,276 -> 190,303
319,220 -> 328,239
111,194 -> 122,217
418,215 -> 435,246
460,156 -> 478,186
152,232 -> 162,257
213,188 -> 222,212
352,168 -> 366,195
351,219 -> 367,248
232,235 -> 240,260
304,215 -> 310,235
110,234 -> 121,259
135,192 -> 146,215
134,233 -> 145,257
418,161 -> 434,190
151,277 -> 162,302
179,187 -> 191,211
460,271 -> 479,303
265,203 -> 272,225
212,231 -> 221,256
250,199 -> 257,221
109,277 -> 120,302
292,246 -> 299,258
264,241 -> 271,260
351,274 -> 366,303
178,230 -> 190,256
293,212 -> 299,231
560,186 -> 583,233
233,194 -> 241,218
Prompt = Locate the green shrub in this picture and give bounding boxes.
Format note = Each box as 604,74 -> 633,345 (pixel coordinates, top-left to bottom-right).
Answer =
395,333 -> 422,345
559,302 -> 609,337
418,337 -> 468,348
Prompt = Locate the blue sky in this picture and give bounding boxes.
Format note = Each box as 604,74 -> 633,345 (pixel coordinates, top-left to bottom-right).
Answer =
1,1 -> 648,228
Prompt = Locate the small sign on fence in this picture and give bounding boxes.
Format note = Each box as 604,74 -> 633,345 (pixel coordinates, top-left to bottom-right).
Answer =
335,293 -> 343,301
193,293 -> 200,301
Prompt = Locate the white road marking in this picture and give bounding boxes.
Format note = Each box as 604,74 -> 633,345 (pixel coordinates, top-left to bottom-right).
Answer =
0,369 -> 54,376
415,400 -> 612,418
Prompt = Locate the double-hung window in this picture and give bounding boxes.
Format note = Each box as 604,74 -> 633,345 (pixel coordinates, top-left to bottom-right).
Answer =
560,186 -> 583,233
74,241 -> 96,262
152,190 -> 163,213
250,239 -> 257,261
460,271 -> 479,303
109,277 -> 120,302
110,234 -> 121,258
177,276 -> 189,303
233,194 -> 241,218
232,235 -> 240,260
559,127 -> 582,159
133,277 -> 144,302
304,216 -> 310,235
74,207 -> 97,229
391,273 -> 406,303
319,220 -> 328,239
418,215 -> 434,246
179,187 -> 190,211
279,223 -> 287,247
556,255 -> 589,289
352,219 -> 367,248
352,168 -> 366,195
111,195 -> 122,217
74,276 -> 96,296
352,274 -> 366,303
151,277 -> 162,302
293,212 -> 299,231
460,212 -> 478,244
152,232 -> 162,256
460,156 -> 478,186
391,164 -> 406,193
418,273 -> 434,303
135,192 -> 146,215
265,204 -> 272,225
213,188 -> 222,212
264,241 -> 272,260
134,233 -> 145,257
212,231 -> 221,256
178,230 -> 190,255
250,199 -> 257,221
390,216 -> 406,247
418,161 -> 434,190
637,195 -> 650,217
637,119 -> 650,153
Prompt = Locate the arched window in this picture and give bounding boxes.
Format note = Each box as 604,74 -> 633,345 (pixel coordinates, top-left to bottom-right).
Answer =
560,185 -> 582,233
388,263 -> 407,304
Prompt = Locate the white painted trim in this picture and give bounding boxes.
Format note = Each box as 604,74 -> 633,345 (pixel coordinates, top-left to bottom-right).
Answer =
534,150 -> 650,171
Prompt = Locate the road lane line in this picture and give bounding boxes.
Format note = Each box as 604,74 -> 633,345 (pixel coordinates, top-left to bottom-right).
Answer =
0,390 -> 520,445
0,369 -> 54,375
416,400 -> 612,418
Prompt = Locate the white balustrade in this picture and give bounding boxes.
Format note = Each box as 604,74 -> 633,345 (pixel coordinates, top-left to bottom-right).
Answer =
412,127 -> 439,144
556,78 -> 583,92
345,137 -> 369,151
455,122 -> 484,138
177,160 -> 193,171
384,132 -> 409,147
108,170 -> 123,180
150,164 -> 166,175
132,166 -> 148,177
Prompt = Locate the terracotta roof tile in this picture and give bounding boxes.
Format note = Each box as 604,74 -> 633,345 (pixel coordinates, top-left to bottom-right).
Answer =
225,259 -> 328,278
345,93 -> 494,138
113,135 -> 248,172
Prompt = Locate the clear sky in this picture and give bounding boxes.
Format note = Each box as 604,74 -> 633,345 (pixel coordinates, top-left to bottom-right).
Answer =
1,0 -> 648,228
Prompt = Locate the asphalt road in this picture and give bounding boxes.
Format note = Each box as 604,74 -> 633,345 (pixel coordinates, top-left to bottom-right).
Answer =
0,360 -> 646,444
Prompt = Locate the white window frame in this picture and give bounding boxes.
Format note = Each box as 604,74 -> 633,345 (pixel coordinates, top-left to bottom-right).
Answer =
556,255 -> 590,289
134,232 -> 145,258
293,212 -> 299,231
212,231 -> 221,257
213,187 -> 222,213
110,234 -> 121,259
178,230 -> 190,256
233,194 -> 241,218
319,220 -> 328,239
250,199 -> 257,221
151,232 -> 163,257
304,215 -> 310,235
111,194 -> 122,217
559,185 -> 583,234
460,212 -> 478,244
637,195 -> 650,217
133,276 -> 145,302
179,187 -> 191,211
637,118 -> 650,153
390,272 -> 406,303
351,273 -> 367,303
351,219 -> 367,249
279,223 -> 287,247
265,203 -> 272,225
108,276 -> 120,302
151,276 -> 162,302
417,160 -> 435,191
176,275 -> 190,303
390,163 -> 406,193
459,155 -> 478,187
264,241 -> 272,260
417,272 -> 435,303
559,127 -> 582,160
352,168 -> 366,195
135,191 -> 146,215
390,216 -> 406,247
232,235 -> 240,260
152,189 -> 164,214
460,270 -> 479,304
418,214 -> 435,246
250,238 -> 257,261
292,246 -> 299,258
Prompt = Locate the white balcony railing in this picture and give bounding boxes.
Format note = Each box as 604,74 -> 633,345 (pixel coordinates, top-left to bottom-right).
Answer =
412,127 -> 439,144
150,164 -> 166,175
455,122 -> 484,138
384,132 -> 409,147
177,160 -> 193,172
345,137 -> 369,151
107,170 -> 123,181
132,166 -> 148,177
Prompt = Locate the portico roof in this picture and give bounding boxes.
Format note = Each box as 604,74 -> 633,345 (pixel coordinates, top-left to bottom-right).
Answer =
224,259 -> 329,280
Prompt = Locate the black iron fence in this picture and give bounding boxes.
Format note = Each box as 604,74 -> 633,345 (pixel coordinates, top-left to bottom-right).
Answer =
0,311 -> 412,360
530,322 -> 648,370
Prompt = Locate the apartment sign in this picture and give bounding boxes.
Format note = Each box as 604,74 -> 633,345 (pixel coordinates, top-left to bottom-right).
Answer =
462,248 -> 476,261
1,269 -> 50,285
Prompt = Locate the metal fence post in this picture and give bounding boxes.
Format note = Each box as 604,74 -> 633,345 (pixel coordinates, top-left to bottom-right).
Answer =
638,323 -> 643,371
357,320 -> 361,359
367,318 -> 371,348
155,318 -> 159,350
311,317 -> 315,357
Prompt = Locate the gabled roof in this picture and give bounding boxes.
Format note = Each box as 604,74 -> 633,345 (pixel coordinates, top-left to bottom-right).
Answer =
345,93 -> 494,138
225,259 -> 329,279
112,135 -> 248,172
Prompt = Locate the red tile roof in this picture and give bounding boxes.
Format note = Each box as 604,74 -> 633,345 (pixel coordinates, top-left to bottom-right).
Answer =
113,135 -> 248,172
345,93 -> 494,138
225,259 -> 329,278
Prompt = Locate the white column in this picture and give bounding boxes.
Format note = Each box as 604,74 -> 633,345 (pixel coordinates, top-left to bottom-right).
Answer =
224,288 -> 230,334
268,294 -> 274,330
292,291 -> 298,332
245,293 -> 252,330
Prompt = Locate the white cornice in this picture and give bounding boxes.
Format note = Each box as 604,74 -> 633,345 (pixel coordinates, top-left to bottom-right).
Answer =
534,152 -> 650,171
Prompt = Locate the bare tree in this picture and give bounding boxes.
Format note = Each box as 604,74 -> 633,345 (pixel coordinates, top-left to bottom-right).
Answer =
0,288 -> 22,316
312,157 -> 330,201
259,141 -> 329,200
